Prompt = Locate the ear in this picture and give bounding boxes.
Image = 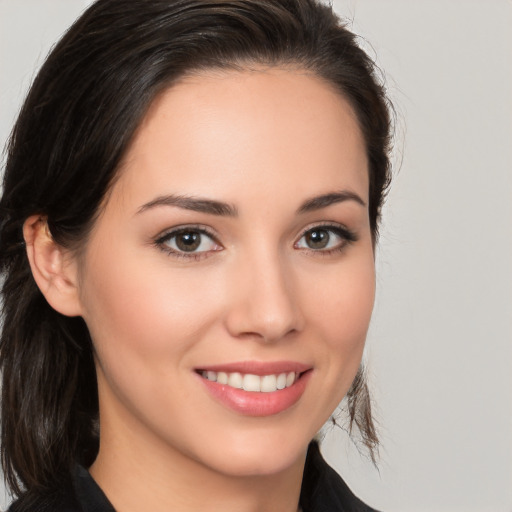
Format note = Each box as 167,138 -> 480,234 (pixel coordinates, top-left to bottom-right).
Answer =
23,215 -> 83,317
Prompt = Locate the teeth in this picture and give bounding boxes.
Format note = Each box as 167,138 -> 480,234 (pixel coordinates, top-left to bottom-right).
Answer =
228,372 -> 243,389
260,374 -> 277,392
217,372 -> 228,385
201,370 -> 300,392
243,374 -> 261,392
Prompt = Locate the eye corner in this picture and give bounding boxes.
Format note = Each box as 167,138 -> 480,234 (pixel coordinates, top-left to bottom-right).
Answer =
294,223 -> 358,254
153,225 -> 223,260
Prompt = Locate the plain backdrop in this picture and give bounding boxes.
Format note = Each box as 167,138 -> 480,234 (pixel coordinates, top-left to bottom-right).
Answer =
1,1 -> 511,511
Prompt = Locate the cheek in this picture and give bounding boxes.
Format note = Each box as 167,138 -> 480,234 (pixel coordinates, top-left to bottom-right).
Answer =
78,242 -> 225,375
306,251 -> 375,343
303,249 -> 375,389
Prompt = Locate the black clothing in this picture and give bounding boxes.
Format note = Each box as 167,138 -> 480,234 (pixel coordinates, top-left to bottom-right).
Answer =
8,442 -> 379,512
300,442 -> 379,512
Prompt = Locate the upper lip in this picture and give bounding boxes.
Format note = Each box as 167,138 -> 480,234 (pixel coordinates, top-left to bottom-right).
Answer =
195,361 -> 312,376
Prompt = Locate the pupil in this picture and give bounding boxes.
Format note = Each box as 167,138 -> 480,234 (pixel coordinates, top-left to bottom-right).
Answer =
176,231 -> 200,251
307,229 -> 329,249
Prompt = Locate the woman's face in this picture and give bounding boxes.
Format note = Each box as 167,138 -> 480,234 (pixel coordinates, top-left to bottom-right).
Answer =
76,68 -> 375,476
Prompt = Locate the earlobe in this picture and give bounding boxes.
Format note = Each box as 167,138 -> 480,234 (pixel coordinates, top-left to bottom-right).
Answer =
23,215 -> 83,317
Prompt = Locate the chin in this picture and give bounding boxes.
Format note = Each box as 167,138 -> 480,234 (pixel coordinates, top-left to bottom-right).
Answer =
189,428 -> 312,477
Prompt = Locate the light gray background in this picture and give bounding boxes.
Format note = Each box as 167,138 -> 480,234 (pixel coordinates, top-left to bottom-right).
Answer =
1,0 -> 511,511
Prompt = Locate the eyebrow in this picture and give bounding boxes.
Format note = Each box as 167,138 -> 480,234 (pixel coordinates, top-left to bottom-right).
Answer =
137,190 -> 365,217
297,190 -> 366,214
136,194 -> 238,217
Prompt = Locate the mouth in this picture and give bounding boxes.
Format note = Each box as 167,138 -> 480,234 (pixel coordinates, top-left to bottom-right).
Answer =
195,362 -> 313,416
197,370 -> 303,393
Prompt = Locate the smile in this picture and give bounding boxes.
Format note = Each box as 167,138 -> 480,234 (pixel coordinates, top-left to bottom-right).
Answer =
200,370 -> 299,392
201,371 -> 300,393
196,362 -> 313,416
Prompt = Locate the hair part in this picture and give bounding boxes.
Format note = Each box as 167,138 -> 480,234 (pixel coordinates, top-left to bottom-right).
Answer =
0,0 -> 392,499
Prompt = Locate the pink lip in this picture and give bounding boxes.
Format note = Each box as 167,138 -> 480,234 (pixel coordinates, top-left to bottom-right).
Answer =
196,360 -> 311,376
195,362 -> 313,417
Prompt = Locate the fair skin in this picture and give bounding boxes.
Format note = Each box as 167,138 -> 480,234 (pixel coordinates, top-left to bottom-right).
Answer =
24,68 -> 374,512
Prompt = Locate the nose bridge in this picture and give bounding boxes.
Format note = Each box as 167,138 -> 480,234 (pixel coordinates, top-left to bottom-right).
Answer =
225,242 -> 303,342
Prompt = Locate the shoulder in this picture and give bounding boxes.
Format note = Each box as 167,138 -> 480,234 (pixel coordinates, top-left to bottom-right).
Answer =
7,489 -> 81,512
300,441 -> 381,512
6,465 -> 114,512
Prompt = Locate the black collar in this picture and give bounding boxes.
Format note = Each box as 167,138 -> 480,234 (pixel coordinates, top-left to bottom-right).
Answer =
9,441 -> 379,512
300,441 -> 380,512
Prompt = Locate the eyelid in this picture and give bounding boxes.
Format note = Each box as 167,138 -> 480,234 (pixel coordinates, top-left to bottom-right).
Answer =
294,222 -> 358,252
153,224 -> 223,259
296,221 -> 357,240
154,224 -> 219,242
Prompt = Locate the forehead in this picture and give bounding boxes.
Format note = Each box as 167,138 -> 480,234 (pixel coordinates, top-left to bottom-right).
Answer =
115,68 -> 368,210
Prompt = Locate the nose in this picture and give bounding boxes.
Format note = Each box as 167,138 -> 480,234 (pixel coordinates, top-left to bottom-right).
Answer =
224,249 -> 304,343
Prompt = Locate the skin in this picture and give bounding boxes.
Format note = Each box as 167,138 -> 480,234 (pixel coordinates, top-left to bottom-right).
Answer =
26,68 -> 375,512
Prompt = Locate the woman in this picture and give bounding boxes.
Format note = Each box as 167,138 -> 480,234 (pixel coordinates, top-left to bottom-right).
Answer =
0,0 -> 392,510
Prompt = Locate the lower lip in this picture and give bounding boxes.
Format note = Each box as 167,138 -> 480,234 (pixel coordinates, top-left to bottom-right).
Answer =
198,371 -> 312,417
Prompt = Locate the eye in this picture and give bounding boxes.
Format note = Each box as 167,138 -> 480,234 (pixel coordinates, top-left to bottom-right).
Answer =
295,225 -> 356,252
155,227 -> 221,256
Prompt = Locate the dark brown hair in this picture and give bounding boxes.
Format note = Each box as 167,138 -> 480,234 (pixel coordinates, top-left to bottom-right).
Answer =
0,0 -> 392,501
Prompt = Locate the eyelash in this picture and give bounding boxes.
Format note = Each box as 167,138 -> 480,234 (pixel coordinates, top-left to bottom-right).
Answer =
154,225 -> 221,261
153,223 -> 357,261
295,223 -> 358,256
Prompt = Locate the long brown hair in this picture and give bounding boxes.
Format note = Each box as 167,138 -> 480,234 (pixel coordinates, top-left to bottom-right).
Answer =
0,0 -> 393,501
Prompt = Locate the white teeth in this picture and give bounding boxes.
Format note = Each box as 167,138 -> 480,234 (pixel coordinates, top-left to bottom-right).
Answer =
201,370 -> 300,392
243,374 -> 261,392
217,372 -> 228,385
260,374 -> 277,393
228,372 -> 243,389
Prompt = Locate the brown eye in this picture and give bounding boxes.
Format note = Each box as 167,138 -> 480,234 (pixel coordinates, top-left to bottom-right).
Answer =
304,229 -> 330,249
295,225 -> 356,252
158,228 -> 221,255
175,231 -> 201,252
